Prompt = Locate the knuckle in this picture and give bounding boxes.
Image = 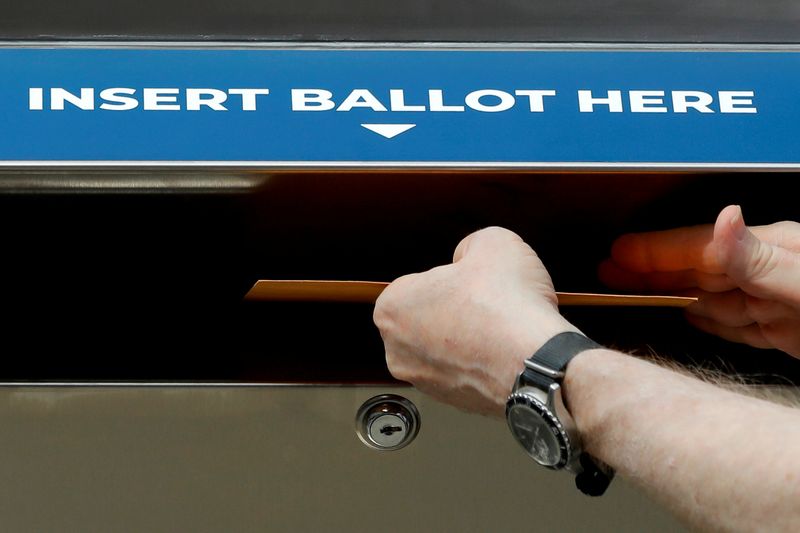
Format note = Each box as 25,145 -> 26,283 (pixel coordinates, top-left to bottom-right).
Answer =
755,322 -> 789,349
773,221 -> 800,241
747,243 -> 779,281
478,226 -> 521,241
757,221 -> 800,252
744,294 -> 770,320
385,355 -> 413,383
388,365 -> 411,383
372,296 -> 392,329
697,273 -> 736,293
372,300 -> 391,331
773,221 -> 798,232
744,295 -> 789,324
456,226 -> 527,263
453,232 -> 475,262
373,273 -> 416,328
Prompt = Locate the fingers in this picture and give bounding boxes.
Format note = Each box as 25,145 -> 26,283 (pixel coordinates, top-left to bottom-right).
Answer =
686,313 -> 800,356
684,314 -> 773,349
605,209 -> 800,276
681,288 -> 800,354
609,223 -> 723,273
685,289 -> 800,327
603,206 -> 800,304
758,321 -> 800,357
599,260 -> 736,293
713,206 -> 800,306
600,206 -> 800,355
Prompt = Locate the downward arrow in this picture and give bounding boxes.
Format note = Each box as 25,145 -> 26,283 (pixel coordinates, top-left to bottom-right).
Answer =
361,123 -> 416,139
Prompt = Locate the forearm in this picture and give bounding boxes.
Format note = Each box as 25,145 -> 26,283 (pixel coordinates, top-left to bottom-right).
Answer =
565,349 -> 800,532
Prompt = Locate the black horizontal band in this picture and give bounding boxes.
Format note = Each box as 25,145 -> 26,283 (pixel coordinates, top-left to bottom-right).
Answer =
521,331 -> 602,390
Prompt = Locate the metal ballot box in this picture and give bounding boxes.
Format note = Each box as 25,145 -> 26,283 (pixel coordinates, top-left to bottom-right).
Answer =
2,2 -> 799,531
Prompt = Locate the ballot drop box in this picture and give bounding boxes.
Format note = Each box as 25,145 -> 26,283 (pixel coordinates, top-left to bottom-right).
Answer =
2,3 -> 800,530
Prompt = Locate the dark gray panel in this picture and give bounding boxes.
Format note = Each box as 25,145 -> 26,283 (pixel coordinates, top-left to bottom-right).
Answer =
2,0 -> 800,43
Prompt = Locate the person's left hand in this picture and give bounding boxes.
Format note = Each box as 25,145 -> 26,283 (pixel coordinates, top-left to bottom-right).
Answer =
599,205 -> 800,357
373,227 -> 578,417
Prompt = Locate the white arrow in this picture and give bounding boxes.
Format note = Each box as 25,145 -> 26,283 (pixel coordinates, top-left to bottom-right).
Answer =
360,123 -> 416,139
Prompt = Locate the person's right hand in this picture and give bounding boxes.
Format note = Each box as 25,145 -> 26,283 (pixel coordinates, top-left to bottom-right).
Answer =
374,227 -> 578,417
599,205 -> 800,357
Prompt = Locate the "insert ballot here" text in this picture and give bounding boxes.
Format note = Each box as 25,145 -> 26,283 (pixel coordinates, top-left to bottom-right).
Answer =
27,88 -> 758,114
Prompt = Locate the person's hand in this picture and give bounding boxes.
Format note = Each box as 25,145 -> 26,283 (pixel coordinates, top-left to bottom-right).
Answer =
373,227 -> 578,417
600,205 -> 800,357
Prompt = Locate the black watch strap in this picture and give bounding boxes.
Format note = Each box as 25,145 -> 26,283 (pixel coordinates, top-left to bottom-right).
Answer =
520,331 -> 602,391
575,453 -> 615,497
521,331 -> 613,497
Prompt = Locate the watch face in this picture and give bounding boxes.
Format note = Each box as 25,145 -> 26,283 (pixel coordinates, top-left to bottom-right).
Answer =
507,396 -> 569,468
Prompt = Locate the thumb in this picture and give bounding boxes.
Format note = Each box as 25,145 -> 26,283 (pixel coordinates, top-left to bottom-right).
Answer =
452,227 -> 525,263
715,205 -> 800,306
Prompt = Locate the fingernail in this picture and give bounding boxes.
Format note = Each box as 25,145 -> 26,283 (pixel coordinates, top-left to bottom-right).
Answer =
730,205 -> 746,241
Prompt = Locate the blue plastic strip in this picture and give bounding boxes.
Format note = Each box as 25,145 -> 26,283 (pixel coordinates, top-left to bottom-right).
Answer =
0,48 -> 797,166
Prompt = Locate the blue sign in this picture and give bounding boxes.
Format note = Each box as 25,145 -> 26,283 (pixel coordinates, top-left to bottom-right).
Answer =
0,47 -> 798,167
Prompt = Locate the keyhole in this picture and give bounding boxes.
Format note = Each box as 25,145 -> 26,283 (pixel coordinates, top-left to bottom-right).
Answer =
380,425 -> 403,436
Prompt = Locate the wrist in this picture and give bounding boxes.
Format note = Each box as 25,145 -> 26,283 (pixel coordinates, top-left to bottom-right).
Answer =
562,347 -> 624,457
500,311 -> 580,392
505,329 -> 617,495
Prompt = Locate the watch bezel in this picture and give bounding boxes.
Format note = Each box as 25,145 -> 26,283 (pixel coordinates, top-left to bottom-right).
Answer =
506,391 -> 572,469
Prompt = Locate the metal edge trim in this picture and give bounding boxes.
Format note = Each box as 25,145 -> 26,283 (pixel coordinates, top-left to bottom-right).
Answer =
2,41 -> 800,52
1,161 -> 799,171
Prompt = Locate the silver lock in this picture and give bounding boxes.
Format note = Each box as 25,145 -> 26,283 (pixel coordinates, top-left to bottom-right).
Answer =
355,394 -> 420,451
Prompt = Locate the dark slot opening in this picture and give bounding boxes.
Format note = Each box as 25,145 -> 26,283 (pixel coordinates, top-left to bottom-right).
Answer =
0,171 -> 797,385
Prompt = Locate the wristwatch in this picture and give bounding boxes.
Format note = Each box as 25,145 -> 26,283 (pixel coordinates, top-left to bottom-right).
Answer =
506,331 -> 614,496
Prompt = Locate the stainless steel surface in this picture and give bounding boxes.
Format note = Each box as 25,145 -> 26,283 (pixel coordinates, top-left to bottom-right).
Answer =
549,382 -> 586,475
0,386 -> 684,532
0,171 -> 270,193
356,394 -> 420,451
524,359 -> 566,379
2,0 -> 800,43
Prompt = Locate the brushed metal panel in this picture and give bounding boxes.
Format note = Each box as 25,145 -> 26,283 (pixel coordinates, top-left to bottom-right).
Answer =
0,386 -> 683,532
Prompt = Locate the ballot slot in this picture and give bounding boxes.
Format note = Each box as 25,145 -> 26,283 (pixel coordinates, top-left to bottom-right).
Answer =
0,170 -> 798,385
